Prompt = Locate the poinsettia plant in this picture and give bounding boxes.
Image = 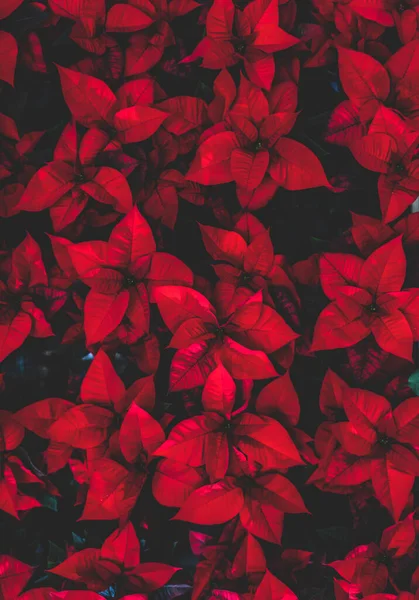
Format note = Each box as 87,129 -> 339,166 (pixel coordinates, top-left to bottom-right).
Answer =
2,0 -> 419,599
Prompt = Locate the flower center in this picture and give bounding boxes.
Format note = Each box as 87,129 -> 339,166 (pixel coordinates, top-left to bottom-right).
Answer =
366,302 -> 378,313
224,420 -> 232,432
215,326 -> 225,341
394,162 -> 405,174
233,40 -> 246,54
254,141 -> 264,151
74,172 -> 86,183
237,475 -> 254,490
377,552 -> 391,565
378,434 -> 392,447
124,275 -> 137,287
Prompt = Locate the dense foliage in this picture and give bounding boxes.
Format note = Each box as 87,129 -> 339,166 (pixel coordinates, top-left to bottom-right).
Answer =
1,1 -> 419,599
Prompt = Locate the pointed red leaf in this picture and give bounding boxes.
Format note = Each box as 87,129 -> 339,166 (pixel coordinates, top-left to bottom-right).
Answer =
338,47 -> 390,117
152,459 -> 205,507
0,556 -> 34,599
48,404 -> 113,449
84,291 -> 130,345
0,312 -> 32,363
255,372 -> 300,426
56,65 -> 117,127
108,207 -> 156,267
199,224 -> 247,268
80,459 -> 145,520
371,459 -> 414,521
231,149 -> 269,191
202,364 -> 236,417
186,132 -> 239,185
81,349 -> 125,407
128,563 -> 180,593
120,404 -> 165,463
270,138 -> 329,190
101,521 -> 140,570
254,570 -> 297,600
360,237 -> 406,294
114,106 -> 169,143
15,398 -> 73,438
319,253 -> 364,300
173,479 -> 244,525
81,167 -> 133,213
106,3 -> 154,32
0,32 -> 17,87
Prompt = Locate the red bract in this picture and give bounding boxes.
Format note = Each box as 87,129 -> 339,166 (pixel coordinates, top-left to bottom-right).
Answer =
327,41 -> 419,147
47,0 -> 106,38
16,349 -> 164,475
56,66 -> 170,143
50,521 -> 179,593
187,74 -> 329,204
0,411 -> 36,517
0,0 -> 24,20
0,32 -> 17,87
0,129 -> 45,188
350,212 -> 419,256
312,237 -> 419,360
154,284 -> 299,389
199,213 -> 299,312
4,0 -> 419,597
182,0 -> 299,90
349,107 -> 419,222
115,0 -> 199,75
138,168 -> 205,229
155,363 -> 303,481
0,235 -> 53,362
17,122 -> 133,232
311,370 -> 419,520
172,468 -> 308,544
305,0 -> 388,67
331,511 -> 417,595
67,206 -> 192,345
0,556 -> 34,598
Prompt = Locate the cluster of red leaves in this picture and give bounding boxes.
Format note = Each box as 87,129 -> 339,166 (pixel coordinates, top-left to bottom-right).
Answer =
2,0 -> 419,599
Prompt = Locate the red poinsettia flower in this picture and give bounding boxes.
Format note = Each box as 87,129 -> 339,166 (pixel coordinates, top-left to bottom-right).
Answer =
56,66 -> 170,144
326,41 -> 419,149
310,370 -> 419,521
199,212 -> 299,311
304,0 -> 389,67
348,0 -> 419,37
154,284 -> 299,390
182,0 -> 299,90
67,206 -> 193,345
0,410 -> 46,516
312,237 -> 419,360
0,235 -> 54,363
47,0 -> 106,37
16,349 -> 164,472
331,512 -> 417,596
16,122 -> 133,232
109,0 -> 200,76
170,452 -> 308,544
0,127 -> 45,217
350,212 -> 419,256
349,107 -> 419,222
187,73 -> 329,207
138,168 -> 205,229
155,363 -> 303,481
50,520 -> 179,593
255,373 -> 317,465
